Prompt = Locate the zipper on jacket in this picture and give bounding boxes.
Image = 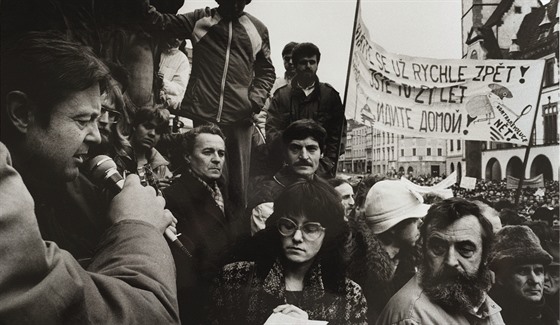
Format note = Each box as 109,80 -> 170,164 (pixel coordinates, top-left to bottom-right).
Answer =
217,21 -> 233,123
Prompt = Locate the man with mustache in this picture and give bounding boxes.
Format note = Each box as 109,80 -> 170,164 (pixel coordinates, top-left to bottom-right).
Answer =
248,119 -> 326,235
377,198 -> 505,325
488,226 -> 556,325
266,42 -> 346,178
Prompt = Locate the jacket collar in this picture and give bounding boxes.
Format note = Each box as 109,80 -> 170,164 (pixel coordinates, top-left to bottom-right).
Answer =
262,259 -> 326,301
290,75 -> 320,94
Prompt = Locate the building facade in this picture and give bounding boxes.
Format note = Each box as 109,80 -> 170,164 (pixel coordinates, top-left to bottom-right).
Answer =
339,120 -> 447,177
460,0 -> 559,181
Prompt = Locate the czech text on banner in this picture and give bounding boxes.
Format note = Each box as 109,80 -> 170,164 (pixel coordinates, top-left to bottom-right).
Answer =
346,6 -> 545,145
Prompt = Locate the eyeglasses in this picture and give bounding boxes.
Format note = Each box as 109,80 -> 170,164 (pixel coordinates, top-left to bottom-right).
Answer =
277,217 -> 325,241
100,105 -> 121,124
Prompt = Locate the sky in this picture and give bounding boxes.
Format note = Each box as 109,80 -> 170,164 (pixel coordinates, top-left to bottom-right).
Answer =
178,0 -> 463,104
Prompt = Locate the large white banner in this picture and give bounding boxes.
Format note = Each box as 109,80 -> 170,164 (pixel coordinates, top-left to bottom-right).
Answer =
346,8 -> 545,144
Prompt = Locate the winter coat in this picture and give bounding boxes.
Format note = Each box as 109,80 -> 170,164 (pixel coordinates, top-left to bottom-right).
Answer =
266,77 -> 346,163
208,260 -> 368,325
163,170 -> 242,324
377,274 -> 504,325
148,6 -> 275,125
0,142 -> 179,324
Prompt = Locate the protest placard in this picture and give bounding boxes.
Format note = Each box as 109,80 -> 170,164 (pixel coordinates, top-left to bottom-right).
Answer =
460,176 -> 477,190
346,7 -> 544,145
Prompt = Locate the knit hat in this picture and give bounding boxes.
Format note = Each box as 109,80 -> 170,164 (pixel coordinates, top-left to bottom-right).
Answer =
488,225 -> 552,272
364,180 -> 430,234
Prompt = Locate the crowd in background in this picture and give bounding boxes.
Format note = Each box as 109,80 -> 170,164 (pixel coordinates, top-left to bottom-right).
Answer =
1,0 -> 559,324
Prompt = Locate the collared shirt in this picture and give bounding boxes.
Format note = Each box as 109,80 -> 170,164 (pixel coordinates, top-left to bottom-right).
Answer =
297,81 -> 316,96
187,168 -> 224,215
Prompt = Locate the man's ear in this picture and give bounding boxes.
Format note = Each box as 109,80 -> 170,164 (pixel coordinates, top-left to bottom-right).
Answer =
183,153 -> 191,164
5,91 -> 34,134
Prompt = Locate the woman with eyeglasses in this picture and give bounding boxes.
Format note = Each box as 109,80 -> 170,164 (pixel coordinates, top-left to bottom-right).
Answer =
207,178 -> 368,324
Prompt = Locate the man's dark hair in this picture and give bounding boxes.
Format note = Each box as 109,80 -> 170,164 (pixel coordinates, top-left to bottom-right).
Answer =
327,177 -> 349,189
291,42 -> 321,65
132,106 -> 170,134
281,42 -> 299,57
499,208 -> 524,226
180,123 -> 225,156
421,197 -> 495,262
216,0 -> 252,5
1,32 -> 110,145
282,119 -> 326,152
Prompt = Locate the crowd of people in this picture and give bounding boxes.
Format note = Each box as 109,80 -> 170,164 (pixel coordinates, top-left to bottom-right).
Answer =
1,0 -> 559,324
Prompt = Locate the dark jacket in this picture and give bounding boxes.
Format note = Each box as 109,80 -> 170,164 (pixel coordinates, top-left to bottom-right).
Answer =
208,260 -> 368,325
266,77 -> 346,163
490,284 -> 558,325
148,7 -> 275,125
163,170 -> 241,324
247,167 -> 318,234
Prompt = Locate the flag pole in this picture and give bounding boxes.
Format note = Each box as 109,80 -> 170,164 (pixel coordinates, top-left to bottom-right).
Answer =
335,0 -> 361,176
514,64 -> 546,206
342,0 -> 360,110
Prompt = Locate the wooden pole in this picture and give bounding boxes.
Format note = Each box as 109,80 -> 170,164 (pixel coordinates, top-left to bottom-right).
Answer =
514,65 -> 546,206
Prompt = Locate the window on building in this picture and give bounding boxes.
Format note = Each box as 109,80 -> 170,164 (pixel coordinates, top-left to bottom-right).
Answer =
427,148 -> 432,156
543,103 -> 558,144
412,148 -> 416,156
544,58 -> 557,87
438,148 -> 443,156
401,149 -> 404,157
514,6 -> 522,13
531,127 -> 537,146
450,140 -> 454,151
457,140 -> 461,150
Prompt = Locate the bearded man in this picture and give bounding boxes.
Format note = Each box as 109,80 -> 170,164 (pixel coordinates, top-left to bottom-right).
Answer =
376,198 -> 505,325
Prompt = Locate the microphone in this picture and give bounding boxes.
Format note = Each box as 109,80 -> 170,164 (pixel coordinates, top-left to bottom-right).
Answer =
82,155 -> 192,257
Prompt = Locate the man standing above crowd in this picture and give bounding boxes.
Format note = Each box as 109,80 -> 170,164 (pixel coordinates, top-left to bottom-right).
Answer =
488,226 -> 556,325
248,119 -> 326,235
146,0 -> 275,214
0,33 -> 179,324
251,41 -> 299,178
377,198 -> 504,325
266,42 -> 346,178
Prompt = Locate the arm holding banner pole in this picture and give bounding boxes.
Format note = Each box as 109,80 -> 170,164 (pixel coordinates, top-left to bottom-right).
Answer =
514,64 -> 546,206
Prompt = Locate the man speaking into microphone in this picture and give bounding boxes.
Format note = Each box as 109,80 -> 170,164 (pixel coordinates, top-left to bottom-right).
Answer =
0,33 -> 179,324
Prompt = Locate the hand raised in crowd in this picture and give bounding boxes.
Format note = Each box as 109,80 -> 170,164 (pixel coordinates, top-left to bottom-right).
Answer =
108,174 -> 173,234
